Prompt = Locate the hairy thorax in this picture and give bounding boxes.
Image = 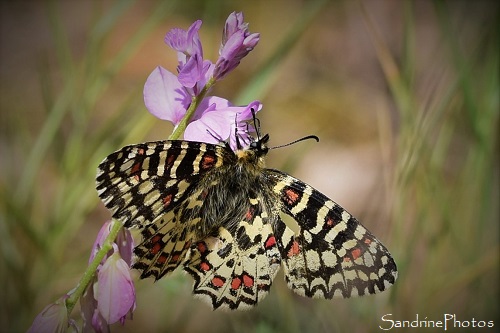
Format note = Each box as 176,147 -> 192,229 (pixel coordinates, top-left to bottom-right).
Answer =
193,149 -> 271,238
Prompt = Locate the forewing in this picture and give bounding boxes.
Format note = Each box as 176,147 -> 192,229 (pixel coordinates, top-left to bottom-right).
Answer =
265,169 -> 398,299
183,196 -> 281,310
96,140 -> 223,227
96,140 -> 226,278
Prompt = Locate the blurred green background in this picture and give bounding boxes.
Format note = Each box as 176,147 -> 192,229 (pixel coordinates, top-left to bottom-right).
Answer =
1,0 -> 498,332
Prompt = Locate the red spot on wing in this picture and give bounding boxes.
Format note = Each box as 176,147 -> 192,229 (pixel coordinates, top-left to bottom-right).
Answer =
245,207 -> 254,220
364,238 -> 372,245
231,277 -> 242,290
150,235 -> 162,254
157,254 -> 167,264
283,188 -> 300,206
165,151 -> 179,172
326,216 -> 335,227
163,194 -> 173,207
201,153 -> 216,170
351,248 -> 362,260
151,242 -> 161,255
197,242 -> 207,253
287,240 -> 300,257
212,276 -> 226,288
131,162 -> 141,174
131,148 -> 145,181
166,153 -> 176,168
344,248 -> 362,262
265,236 -> 276,249
200,262 -> 210,271
243,274 -> 254,287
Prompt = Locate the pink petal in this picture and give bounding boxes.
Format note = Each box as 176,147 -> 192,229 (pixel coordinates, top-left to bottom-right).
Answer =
92,310 -> 110,333
143,66 -> 190,124
97,252 -> 136,324
194,96 -> 232,120
89,221 -> 112,264
185,110 -> 232,143
28,296 -> 69,333
164,20 -> 202,53
115,227 -> 134,267
178,54 -> 203,88
80,279 -> 100,331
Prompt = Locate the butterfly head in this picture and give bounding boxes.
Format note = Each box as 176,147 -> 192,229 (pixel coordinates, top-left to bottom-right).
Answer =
233,109 -> 318,166
234,132 -> 270,170
249,133 -> 270,157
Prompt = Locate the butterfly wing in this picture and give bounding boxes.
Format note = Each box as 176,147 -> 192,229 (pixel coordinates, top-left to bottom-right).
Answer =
265,169 -> 398,299
183,194 -> 282,310
96,140 -> 228,279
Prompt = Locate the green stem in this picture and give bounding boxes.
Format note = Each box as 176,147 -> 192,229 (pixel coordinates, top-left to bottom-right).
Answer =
168,77 -> 216,140
65,220 -> 123,314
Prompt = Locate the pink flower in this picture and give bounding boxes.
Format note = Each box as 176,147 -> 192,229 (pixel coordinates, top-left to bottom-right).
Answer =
144,12 -> 262,150
97,250 -> 136,324
144,66 -> 261,150
213,12 -> 260,80
81,221 -> 136,331
28,295 -> 76,333
164,20 -> 213,93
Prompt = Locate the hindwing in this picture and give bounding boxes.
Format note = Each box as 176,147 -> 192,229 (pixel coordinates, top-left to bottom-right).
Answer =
183,194 -> 281,310
265,169 -> 398,299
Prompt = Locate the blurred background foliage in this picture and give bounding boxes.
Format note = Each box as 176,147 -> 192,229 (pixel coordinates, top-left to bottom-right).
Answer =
0,0 -> 498,332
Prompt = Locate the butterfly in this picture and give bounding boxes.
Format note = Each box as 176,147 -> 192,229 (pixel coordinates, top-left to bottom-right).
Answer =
96,127 -> 397,310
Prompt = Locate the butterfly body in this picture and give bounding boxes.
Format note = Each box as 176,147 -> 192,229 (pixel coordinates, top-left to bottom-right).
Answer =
96,134 -> 397,310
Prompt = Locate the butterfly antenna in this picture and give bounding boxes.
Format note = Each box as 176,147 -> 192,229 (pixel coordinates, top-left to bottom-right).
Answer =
206,128 -> 224,143
269,135 -> 319,150
251,108 -> 262,140
234,115 -> 244,150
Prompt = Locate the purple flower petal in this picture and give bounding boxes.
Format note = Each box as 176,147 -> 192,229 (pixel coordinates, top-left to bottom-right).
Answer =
178,53 -> 204,88
213,12 -> 259,80
185,110 -> 232,144
165,19 -> 204,83
184,96 -> 233,142
80,278 -> 110,333
184,97 -> 262,149
89,221 -> 112,264
164,20 -> 203,58
143,66 -> 190,124
222,12 -> 245,45
115,227 -> 134,268
97,251 -> 136,325
91,310 -> 110,333
28,296 -> 70,333
193,96 -> 232,120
